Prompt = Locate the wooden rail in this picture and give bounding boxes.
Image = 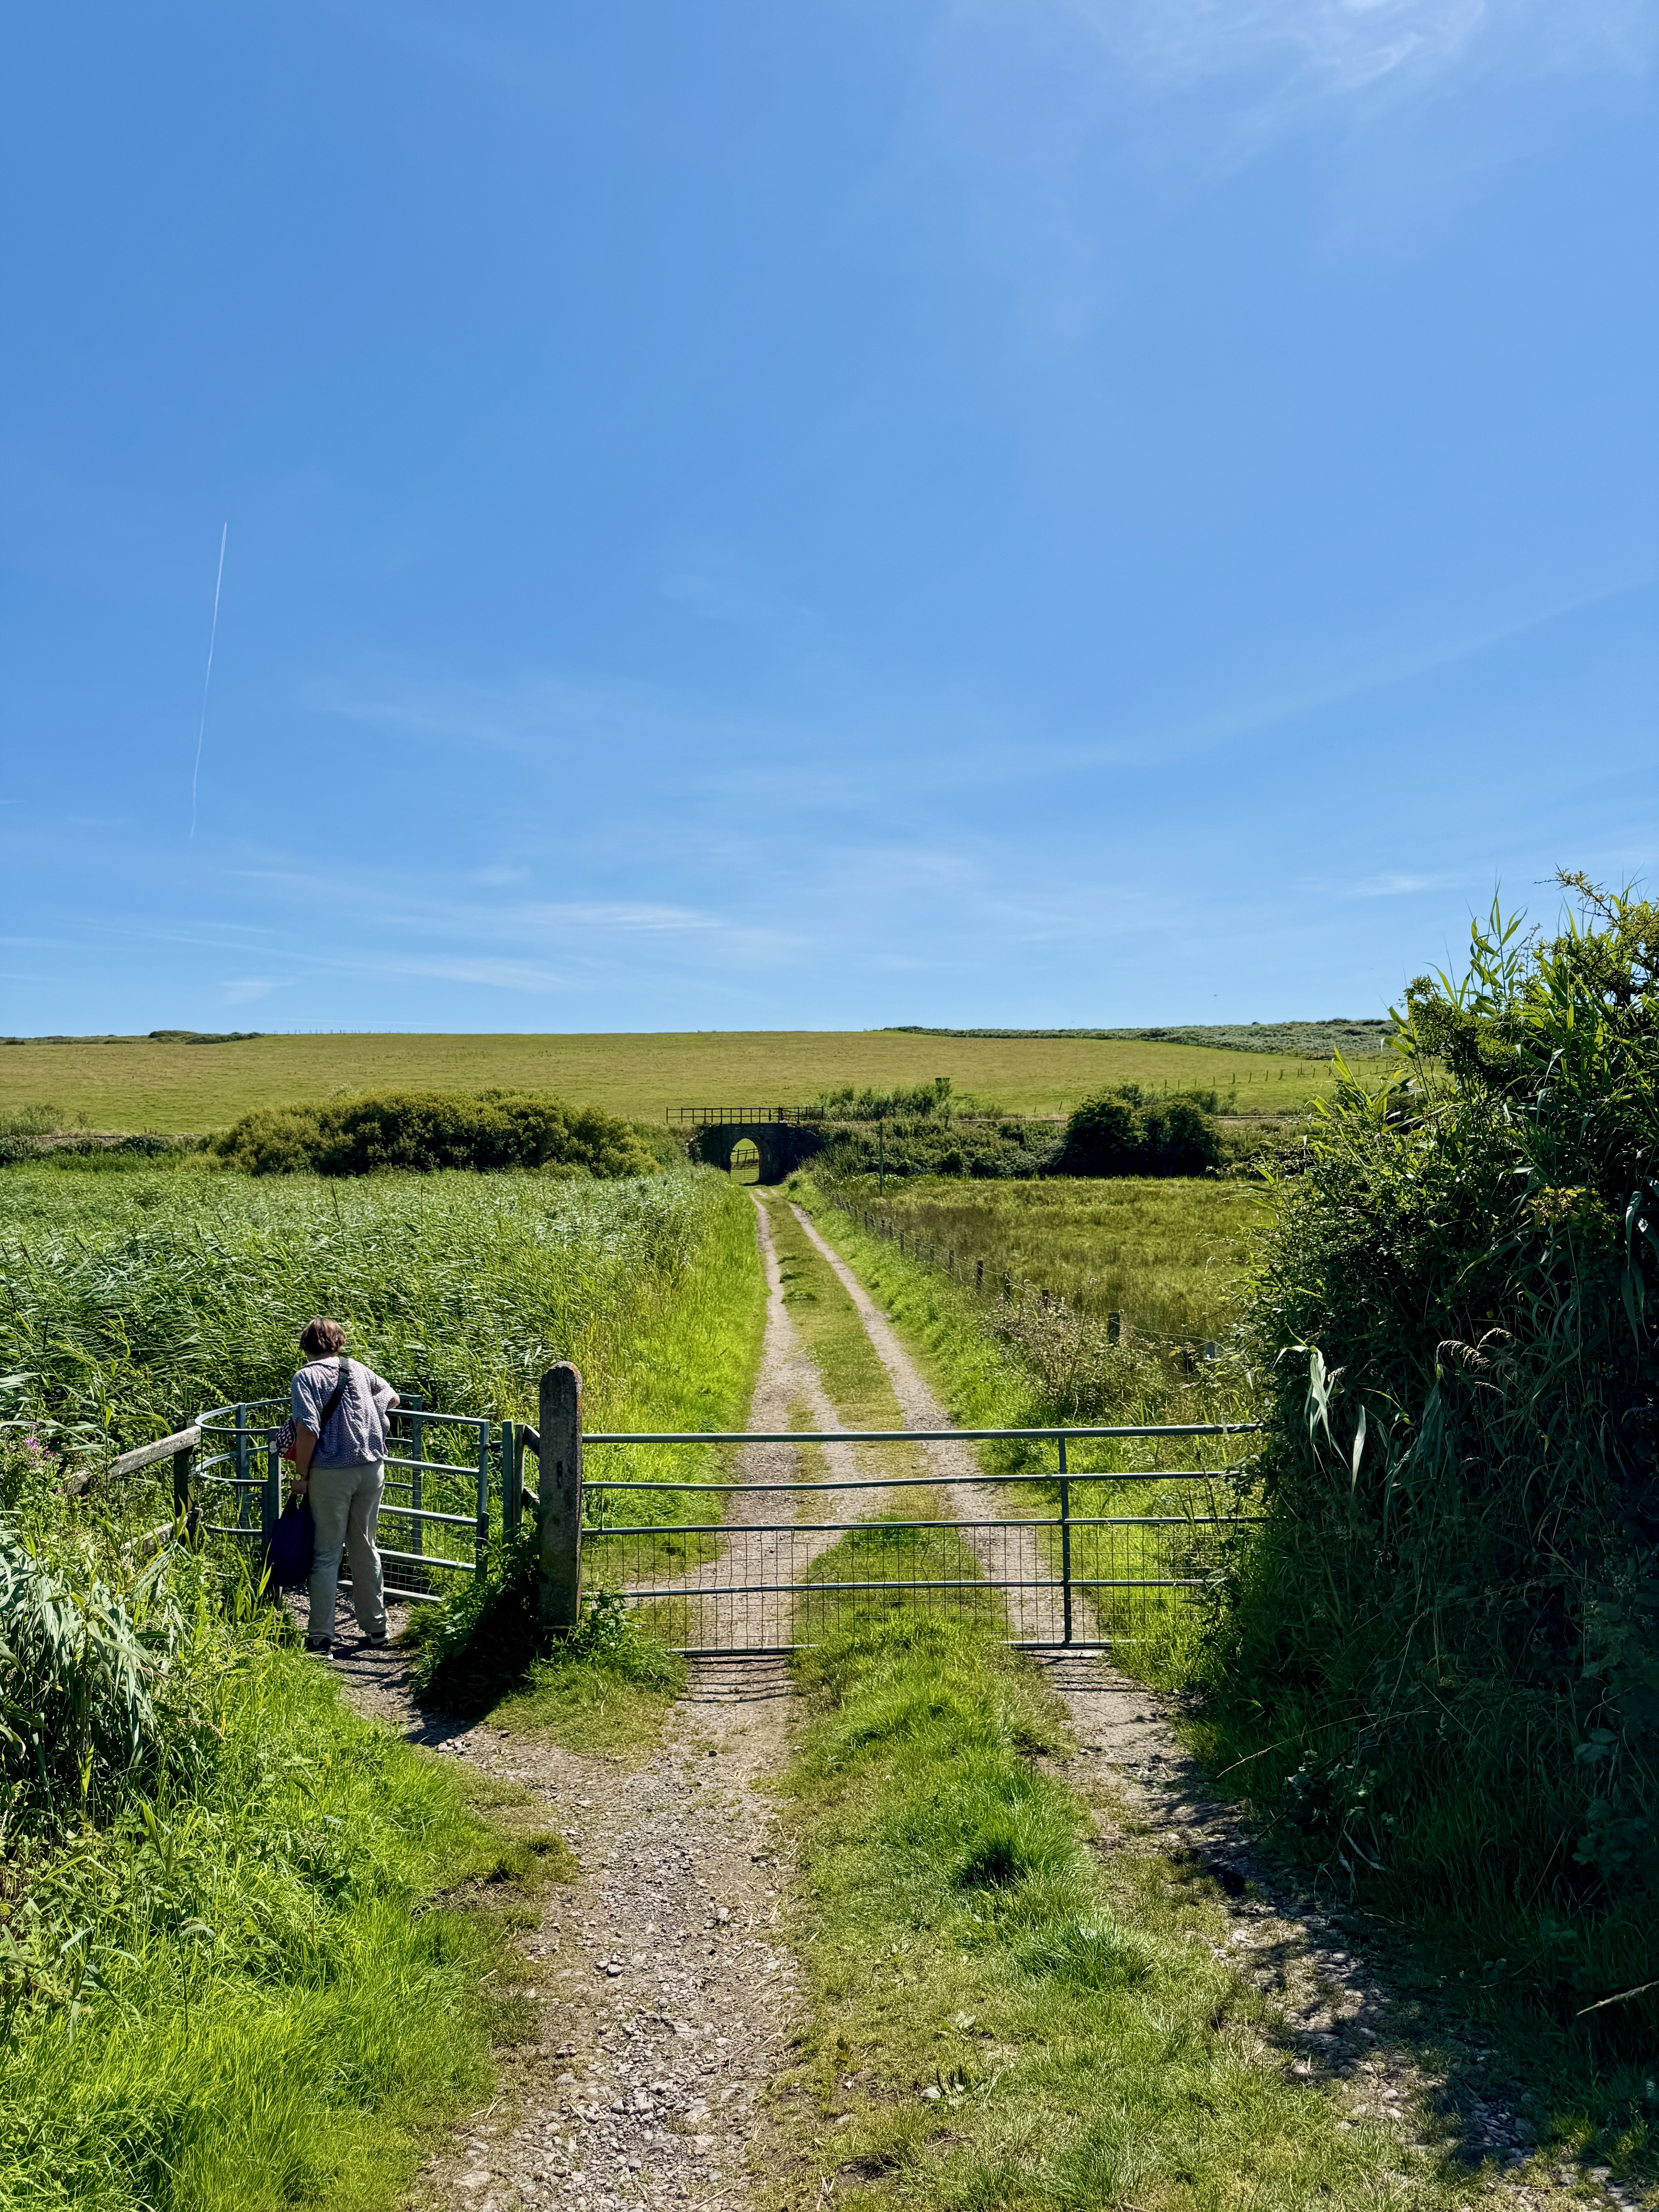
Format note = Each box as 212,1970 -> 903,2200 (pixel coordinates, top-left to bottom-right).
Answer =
108,1425 -> 201,1479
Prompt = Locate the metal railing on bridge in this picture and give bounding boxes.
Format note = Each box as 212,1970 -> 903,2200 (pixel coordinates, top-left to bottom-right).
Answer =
665,1106 -> 823,1127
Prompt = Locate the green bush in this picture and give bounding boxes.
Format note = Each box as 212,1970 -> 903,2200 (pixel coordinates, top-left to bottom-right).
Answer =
1051,1085 -> 1223,1177
1206,881 -> 1659,2026
816,1118 -> 1057,1180
213,1089 -> 655,1178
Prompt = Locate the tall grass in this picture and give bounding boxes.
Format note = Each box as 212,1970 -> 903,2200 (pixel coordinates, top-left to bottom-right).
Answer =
0,1480 -> 551,2212
0,1163 -> 766,2204
0,1163 -> 750,1451
792,1175 -> 1258,1459
817,1173 -> 1258,1336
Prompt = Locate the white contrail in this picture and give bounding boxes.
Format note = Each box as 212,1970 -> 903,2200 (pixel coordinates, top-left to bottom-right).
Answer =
188,523 -> 228,842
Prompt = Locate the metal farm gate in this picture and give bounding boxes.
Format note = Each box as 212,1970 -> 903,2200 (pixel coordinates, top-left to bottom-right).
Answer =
151,1375 -> 1255,1656
577,1421 -> 1257,1655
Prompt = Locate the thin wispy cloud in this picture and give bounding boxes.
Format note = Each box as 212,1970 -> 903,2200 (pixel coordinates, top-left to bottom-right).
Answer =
1350,871 -> 1457,897
1070,0 -> 1654,108
915,0 -> 1655,339
386,956 -> 571,993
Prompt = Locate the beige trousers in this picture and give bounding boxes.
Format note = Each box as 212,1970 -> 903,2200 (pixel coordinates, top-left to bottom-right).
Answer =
306,1460 -> 386,1643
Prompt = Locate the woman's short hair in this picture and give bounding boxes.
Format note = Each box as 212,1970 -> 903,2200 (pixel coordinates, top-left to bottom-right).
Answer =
299,1316 -> 346,1358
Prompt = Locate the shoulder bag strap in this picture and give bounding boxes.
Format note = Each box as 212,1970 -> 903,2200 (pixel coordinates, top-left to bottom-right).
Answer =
312,1356 -> 351,1448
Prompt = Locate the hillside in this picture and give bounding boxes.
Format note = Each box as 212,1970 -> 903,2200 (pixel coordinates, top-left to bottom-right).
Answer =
0,1027 -> 1343,1133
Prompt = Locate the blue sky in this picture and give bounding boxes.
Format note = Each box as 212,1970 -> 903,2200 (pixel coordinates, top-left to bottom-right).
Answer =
3,1 -> 1654,1034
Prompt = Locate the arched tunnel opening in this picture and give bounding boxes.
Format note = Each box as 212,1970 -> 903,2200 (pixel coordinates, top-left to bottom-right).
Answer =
726,1137 -> 762,1184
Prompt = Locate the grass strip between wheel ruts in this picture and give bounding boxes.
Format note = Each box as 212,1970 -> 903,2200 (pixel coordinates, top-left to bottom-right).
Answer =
770,1606 -> 1462,2212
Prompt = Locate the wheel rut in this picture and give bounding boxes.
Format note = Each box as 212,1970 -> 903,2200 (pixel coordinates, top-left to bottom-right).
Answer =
326,1194 -> 876,2212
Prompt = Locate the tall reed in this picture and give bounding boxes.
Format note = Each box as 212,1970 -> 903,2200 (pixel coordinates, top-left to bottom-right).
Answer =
1204,882 -> 1659,2033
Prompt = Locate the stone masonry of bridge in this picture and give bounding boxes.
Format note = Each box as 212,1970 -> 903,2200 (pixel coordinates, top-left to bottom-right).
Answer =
685,1116 -> 824,1184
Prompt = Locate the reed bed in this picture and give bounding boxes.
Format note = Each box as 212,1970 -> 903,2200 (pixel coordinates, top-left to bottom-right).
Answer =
0,1162 -> 754,1453
0,1162 -> 767,2209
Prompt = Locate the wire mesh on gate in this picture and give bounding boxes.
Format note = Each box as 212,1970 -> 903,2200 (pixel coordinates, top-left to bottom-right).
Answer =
187,1399 -> 1254,1647
582,1429 -> 1256,1657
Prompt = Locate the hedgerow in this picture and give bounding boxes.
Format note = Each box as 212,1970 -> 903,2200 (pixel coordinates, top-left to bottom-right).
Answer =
1206,879 -> 1659,2031
213,1088 -> 654,1178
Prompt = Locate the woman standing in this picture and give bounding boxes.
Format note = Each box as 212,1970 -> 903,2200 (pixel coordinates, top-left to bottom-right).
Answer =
289,1316 -> 400,1654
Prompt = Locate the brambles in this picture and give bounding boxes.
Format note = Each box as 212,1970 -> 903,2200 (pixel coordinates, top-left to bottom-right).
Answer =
213,1087 -> 655,1177
802,1075 -> 1001,1121
815,1118 -> 1056,1179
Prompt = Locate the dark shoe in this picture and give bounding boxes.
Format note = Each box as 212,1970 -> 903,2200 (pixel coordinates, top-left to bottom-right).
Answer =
305,1637 -> 333,1655
365,1629 -> 389,1647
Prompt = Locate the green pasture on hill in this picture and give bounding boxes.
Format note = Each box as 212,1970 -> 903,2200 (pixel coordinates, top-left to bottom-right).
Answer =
0,1028 -> 1346,1134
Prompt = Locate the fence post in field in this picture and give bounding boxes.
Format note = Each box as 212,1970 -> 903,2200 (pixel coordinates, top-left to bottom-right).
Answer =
976,1259 -> 984,1292
1003,1269 -> 1012,1302
538,1362 -> 584,1629
1108,1310 -> 1121,1343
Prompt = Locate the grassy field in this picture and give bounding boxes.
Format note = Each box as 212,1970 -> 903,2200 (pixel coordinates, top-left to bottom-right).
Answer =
814,1174 -> 1262,1338
0,1429 -> 571,2212
0,1160 -> 769,2210
0,1028 -> 1350,1133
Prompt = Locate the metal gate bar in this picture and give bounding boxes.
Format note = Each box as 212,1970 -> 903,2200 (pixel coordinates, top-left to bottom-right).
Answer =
583,1420 -> 1256,1655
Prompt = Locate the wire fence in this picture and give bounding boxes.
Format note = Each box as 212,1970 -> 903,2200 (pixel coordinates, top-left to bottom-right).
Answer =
814,1186 -> 1228,1365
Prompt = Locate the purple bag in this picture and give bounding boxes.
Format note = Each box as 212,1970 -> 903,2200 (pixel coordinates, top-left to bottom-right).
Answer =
265,1494 -> 315,1587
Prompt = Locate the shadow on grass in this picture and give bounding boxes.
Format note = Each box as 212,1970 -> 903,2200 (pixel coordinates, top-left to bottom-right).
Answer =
401,1529 -> 686,1757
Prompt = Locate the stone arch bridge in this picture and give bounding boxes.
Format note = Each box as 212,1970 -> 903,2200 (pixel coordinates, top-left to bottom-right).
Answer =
668,1107 -> 826,1185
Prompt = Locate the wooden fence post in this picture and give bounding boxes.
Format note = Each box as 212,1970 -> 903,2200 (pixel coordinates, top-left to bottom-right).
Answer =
538,1362 -> 583,1629
173,1440 -> 195,1533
